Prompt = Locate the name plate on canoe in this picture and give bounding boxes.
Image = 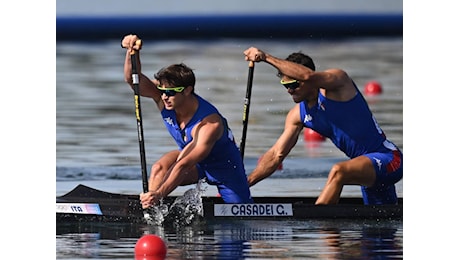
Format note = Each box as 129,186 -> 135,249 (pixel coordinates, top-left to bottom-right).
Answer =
56,203 -> 103,215
214,203 -> 293,217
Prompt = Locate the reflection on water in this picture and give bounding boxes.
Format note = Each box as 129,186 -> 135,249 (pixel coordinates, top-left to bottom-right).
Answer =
56,219 -> 402,259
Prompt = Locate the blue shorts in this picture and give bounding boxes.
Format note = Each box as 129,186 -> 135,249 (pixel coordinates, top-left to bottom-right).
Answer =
362,149 -> 403,205
197,163 -> 253,204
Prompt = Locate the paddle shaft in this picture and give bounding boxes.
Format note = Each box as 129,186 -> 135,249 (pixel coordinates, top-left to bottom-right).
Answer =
129,41 -> 149,193
240,61 -> 254,159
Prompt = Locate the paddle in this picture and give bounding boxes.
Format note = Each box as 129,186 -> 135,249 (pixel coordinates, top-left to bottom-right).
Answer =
128,40 -> 149,193
240,61 -> 255,159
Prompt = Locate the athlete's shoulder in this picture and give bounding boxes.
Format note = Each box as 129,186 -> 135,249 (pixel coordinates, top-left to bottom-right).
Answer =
288,104 -> 302,123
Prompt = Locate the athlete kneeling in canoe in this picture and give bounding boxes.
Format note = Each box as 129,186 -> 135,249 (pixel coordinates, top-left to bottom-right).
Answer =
243,47 -> 402,205
122,35 -> 253,209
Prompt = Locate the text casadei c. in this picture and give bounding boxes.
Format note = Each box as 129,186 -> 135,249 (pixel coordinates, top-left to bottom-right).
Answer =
214,203 -> 293,217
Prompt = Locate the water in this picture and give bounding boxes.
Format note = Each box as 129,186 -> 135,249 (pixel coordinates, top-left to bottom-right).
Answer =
56,37 -> 403,167
56,37 -> 403,259
57,219 -> 402,259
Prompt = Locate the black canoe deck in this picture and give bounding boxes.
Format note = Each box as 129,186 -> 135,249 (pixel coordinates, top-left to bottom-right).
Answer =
56,184 -> 402,223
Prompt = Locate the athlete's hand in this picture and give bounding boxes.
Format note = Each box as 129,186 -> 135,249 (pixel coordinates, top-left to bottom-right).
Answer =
121,34 -> 142,51
139,191 -> 161,209
244,47 -> 266,62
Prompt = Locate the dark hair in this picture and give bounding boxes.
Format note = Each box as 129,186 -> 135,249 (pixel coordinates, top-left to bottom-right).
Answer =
277,52 -> 316,77
154,63 -> 196,89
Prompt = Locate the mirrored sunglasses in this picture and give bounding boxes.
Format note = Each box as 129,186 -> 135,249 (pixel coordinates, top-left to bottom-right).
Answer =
280,79 -> 300,90
157,86 -> 185,96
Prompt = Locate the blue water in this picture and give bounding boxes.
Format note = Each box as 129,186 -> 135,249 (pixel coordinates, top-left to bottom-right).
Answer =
56,37 -> 403,259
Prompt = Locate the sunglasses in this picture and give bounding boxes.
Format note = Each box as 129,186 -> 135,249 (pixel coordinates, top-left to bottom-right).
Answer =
157,86 -> 185,96
280,79 -> 300,90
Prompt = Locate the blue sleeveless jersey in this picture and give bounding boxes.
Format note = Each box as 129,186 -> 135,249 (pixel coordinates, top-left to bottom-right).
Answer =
160,95 -> 252,203
300,84 -> 402,205
299,84 -> 394,158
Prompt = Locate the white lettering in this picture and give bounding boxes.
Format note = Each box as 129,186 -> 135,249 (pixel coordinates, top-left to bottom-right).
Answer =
56,203 -> 103,215
215,204 -> 293,217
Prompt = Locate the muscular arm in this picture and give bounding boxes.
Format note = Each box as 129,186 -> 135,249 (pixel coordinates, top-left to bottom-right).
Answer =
122,35 -> 164,110
244,47 -> 355,96
155,114 -> 224,197
247,105 -> 304,186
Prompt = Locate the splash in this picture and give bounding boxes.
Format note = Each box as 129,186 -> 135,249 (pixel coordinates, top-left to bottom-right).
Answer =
143,202 -> 169,226
144,178 -> 207,227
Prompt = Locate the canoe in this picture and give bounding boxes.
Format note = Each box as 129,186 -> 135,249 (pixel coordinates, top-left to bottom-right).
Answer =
56,184 -> 402,224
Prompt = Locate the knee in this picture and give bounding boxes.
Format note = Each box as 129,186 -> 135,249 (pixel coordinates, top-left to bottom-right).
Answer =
327,164 -> 346,184
150,163 -> 165,177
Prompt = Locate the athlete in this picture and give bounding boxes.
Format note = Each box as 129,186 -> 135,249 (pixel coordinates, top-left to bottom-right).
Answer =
122,35 -> 252,209
243,47 -> 402,205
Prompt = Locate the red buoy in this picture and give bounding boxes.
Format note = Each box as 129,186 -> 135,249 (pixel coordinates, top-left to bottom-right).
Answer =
364,81 -> 383,96
135,235 -> 167,259
303,128 -> 325,142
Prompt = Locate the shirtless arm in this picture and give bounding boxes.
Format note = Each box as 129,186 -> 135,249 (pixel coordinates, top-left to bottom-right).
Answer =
122,34 -> 164,110
244,47 -> 356,98
154,114 -> 224,197
247,104 -> 304,186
